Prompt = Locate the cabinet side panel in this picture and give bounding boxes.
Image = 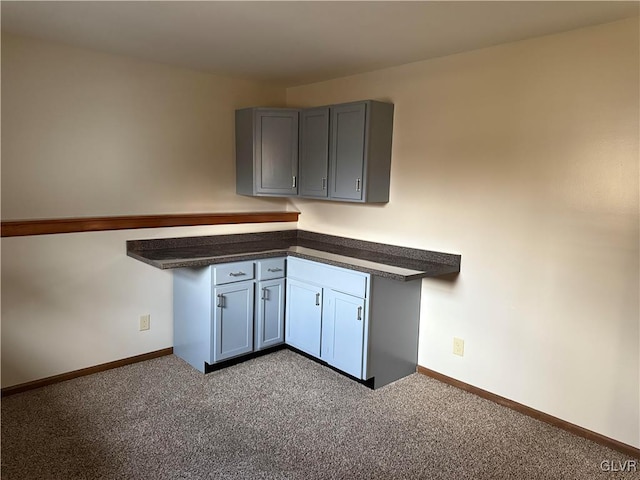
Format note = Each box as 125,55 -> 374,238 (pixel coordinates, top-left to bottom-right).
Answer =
235,108 -> 255,196
365,101 -> 394,203
368,276 -> 421,388
173,267 -> 212,372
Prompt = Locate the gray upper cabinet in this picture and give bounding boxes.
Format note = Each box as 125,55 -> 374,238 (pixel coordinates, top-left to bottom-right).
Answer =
301,100 -> 394,203
236,101 -> 393,203
299,108 -> 330,198
236,108 -> 299,197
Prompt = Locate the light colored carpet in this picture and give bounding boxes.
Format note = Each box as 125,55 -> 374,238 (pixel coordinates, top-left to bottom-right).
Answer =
1,350 -> 637,479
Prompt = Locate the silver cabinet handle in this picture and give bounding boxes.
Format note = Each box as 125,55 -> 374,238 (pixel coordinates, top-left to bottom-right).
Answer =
267,268 -> 283,272
357,306 -> 362,321
322,177 -> 327,190
292,175 -> 297,188
217,294 -> 224,308
355,178 -> 361,192
261,287 -> 268,301
228,272 -> 246,277
315,293 -> 321,306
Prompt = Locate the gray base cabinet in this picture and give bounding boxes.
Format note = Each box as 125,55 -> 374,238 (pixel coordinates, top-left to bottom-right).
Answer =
286,257 -> 421,388
173,258 -> 285,373
174,255 -> 421,388
286,257 -> 369,380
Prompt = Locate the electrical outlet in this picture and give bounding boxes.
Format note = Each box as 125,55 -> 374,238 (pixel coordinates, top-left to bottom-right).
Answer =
453,337 -> 464,356
139,314 -> 150,331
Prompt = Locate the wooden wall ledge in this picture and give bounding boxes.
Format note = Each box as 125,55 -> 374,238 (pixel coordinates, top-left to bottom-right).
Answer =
1,211 -> 299,237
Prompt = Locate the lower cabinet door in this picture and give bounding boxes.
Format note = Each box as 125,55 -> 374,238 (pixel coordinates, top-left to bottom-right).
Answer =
285,279 -> 322,357
256,278 -> 285,350
213,281 -> 254,362
321,289 -> 365,379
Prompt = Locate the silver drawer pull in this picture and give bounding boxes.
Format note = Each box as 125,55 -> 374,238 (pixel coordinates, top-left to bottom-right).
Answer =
355,178 -> 361,192
315,293 -> 321,306
357,306 -> 362,321
228,272 -> 246,277
217,294 -> 224,308
292,175 -> 297,188
267,267 -> 283,272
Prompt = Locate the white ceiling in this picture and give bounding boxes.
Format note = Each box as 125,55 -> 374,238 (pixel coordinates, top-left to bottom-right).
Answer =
2,1 -> 638,87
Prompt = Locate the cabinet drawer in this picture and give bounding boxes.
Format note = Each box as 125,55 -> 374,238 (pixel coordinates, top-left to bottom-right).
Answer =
257,258 -> 286,280
287,257 -> 368,298
212,261 -> 255,285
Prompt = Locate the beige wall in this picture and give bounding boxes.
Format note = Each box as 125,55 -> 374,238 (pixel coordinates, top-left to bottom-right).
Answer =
1,33 -> 294,387
1,33 -> 288,219
287,18 -> 639,447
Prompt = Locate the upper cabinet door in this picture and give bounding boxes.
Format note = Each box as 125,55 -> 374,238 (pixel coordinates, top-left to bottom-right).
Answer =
299,108 -> 330,198
255,110 -> 299,195
329,103 -> 366,201
236,108 -> 299,197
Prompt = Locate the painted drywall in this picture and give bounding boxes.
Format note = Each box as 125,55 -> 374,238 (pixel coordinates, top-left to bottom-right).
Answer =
1,33 -> 294,387
287,18 -> 639,447
1,33 -> 288,219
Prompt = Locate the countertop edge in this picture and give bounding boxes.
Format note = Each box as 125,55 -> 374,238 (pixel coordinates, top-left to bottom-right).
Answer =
126,230 -> 461,281
127,248 -> 460,281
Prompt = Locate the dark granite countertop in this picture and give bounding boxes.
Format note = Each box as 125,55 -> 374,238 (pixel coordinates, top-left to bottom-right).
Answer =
127,230 -> 461,281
